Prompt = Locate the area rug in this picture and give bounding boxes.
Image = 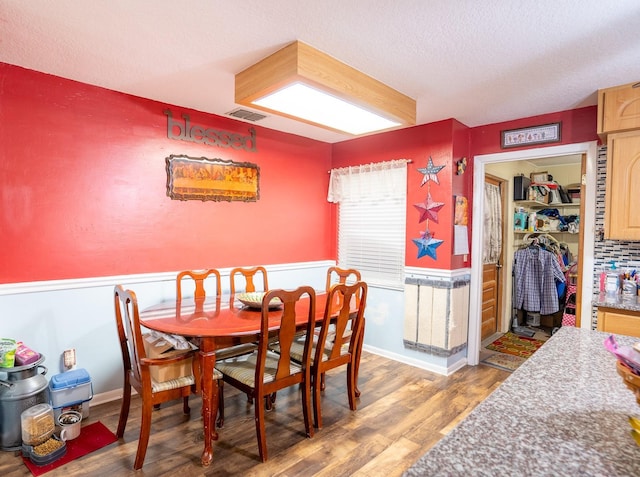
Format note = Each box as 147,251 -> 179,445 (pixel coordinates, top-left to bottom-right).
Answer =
485,331 -> 545,358
481,352 -> 527,372
22,421 -> 117,476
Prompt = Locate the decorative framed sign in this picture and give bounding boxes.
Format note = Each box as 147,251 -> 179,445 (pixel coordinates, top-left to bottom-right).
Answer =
166,154 -> 260,202
501,122 -> 561,149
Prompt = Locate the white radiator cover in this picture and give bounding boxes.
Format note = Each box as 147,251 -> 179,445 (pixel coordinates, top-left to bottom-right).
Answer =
403,276 -> 470,356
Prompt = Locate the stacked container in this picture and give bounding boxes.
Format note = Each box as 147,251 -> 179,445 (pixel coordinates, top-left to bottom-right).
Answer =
49,368 -> 93,421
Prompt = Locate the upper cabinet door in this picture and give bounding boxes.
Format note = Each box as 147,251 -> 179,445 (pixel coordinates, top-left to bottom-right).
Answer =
598,81 -> 640,140
605,131 -> 640,240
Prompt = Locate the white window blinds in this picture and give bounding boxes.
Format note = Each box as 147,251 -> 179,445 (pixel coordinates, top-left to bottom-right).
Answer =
328,160 -> 408,288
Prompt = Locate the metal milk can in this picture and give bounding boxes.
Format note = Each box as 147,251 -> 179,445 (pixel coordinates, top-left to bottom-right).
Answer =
0,354 -> 49,451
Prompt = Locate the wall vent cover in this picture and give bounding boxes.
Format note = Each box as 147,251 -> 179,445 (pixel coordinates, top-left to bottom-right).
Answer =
226,108 -> 267,122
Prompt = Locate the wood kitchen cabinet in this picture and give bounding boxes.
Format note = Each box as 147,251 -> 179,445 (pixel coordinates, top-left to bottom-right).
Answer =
598,81 -> 640,140
605,130 -> 640,240
597,307 -> 640,338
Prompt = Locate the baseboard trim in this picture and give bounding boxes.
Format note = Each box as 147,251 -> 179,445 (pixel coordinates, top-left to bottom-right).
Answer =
362,344 -> 468,376
89,388 -> 127,407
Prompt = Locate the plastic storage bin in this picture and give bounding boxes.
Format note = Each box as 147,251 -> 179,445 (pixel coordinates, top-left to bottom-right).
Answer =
21,403 -> 54,446
49,368 -> 93,411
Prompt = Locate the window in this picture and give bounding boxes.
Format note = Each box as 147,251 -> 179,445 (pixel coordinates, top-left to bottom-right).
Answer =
328,160 -> 408,288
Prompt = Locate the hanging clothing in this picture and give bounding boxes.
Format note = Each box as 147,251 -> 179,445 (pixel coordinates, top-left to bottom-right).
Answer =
514,246 -> 565,315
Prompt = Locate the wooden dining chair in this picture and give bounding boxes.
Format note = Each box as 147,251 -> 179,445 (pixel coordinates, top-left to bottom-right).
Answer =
229,266 -> 269,294
215,286 -> 316,462
176,269 -> 221,299
114,285 -> 221,470
288,281 -> 367,429
227,265 -> 271,403
322,267 -> 364,393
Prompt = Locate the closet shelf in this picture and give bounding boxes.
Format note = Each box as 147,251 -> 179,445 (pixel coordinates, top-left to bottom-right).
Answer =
514,230 -> 578,235
514,200 -> 579,209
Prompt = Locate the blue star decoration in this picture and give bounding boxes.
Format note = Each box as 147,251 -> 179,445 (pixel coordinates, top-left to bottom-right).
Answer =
417,156 -> 445,186
412,230 -> 444,260
413,193 -> 445,223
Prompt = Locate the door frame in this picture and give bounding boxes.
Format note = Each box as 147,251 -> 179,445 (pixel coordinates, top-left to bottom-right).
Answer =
467,141 -> 598,365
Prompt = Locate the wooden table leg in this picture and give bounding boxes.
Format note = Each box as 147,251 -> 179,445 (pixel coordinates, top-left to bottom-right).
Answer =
199,338 -> 218,467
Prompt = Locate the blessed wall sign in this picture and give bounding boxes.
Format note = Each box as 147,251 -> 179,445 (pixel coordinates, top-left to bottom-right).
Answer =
164,109 -> 257,152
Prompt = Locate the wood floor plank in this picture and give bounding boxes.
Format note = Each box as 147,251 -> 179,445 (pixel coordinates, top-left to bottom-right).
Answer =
349,437 -> 422,477
0,352 -> 508,476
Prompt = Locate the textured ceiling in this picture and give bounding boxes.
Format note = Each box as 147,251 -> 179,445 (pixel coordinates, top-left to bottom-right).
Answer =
2,0 -> 640,143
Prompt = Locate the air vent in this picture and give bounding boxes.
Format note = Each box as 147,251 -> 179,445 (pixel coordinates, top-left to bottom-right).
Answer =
226,108 -> 267,122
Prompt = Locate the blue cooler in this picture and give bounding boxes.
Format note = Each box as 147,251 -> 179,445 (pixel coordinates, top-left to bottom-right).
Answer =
49,368 -> 93,420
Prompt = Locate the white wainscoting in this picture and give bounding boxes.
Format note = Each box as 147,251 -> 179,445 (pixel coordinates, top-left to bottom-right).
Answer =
0,262 -> 473,407
0,261 -> 332,403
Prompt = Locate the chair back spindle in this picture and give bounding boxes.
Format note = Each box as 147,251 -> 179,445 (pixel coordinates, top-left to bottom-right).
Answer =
230,266 -> 268,294
176,269 -> 221,299
325,267 -> 361,311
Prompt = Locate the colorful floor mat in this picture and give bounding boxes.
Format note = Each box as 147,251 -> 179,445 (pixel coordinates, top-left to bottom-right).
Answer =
485,331 -> 545,358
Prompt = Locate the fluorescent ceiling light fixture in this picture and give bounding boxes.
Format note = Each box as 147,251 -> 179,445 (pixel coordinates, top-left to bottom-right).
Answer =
235,41 -> 416,136
253,82 -> 401,135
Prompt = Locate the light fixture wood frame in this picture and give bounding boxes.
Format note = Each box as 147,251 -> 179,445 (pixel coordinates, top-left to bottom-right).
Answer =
235,41 -> 416,134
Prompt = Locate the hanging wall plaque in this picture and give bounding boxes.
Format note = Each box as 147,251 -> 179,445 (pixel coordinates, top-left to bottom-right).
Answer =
166,154 -> 260,202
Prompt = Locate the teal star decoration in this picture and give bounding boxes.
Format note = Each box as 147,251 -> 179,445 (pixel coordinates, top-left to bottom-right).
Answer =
417,156 -> 445,186
414,193 -> 445,223
412,231 -> 444,259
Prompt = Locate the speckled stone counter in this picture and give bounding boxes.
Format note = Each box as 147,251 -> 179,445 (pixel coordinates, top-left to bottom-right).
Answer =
404,327 -> 640,477
593,292 -> 640,313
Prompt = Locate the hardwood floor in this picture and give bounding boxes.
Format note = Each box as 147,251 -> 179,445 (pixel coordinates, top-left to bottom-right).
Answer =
0,352 -> 509,476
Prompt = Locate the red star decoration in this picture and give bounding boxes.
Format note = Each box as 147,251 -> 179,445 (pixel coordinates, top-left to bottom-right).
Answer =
414,193 -> 445,223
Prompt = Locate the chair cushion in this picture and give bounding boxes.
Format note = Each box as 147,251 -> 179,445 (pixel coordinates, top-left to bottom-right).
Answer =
150,369 -> 221,393
151,374 -> 196,393
283,337 -> 349,365
215,351 -> 302,388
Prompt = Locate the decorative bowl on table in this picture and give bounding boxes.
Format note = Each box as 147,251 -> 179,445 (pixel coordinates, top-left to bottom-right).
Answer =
236,292 -> 282,309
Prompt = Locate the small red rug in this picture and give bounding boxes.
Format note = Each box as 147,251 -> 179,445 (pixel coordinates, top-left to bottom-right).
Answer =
22,421 -> 117,476
481,352 -> 527,372
485,331 -> 545,358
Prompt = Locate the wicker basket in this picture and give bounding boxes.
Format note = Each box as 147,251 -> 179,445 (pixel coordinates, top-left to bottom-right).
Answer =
617,361 -> 640,406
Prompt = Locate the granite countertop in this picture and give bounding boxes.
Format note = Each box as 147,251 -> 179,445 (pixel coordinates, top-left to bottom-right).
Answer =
404,327 -> 640,477
593,292 -> 640,313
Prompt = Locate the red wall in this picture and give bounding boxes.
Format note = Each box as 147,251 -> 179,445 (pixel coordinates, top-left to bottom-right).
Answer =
0,63 -> 601,284
332,120 -> 466,270
0,64 -> 333,283
470,106 -> 599,156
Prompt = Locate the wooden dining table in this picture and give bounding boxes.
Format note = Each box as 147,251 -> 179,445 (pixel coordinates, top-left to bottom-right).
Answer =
139,292 -> 331,467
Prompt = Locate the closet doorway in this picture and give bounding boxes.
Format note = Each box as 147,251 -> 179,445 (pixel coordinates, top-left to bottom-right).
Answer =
468,142 -> 598,366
